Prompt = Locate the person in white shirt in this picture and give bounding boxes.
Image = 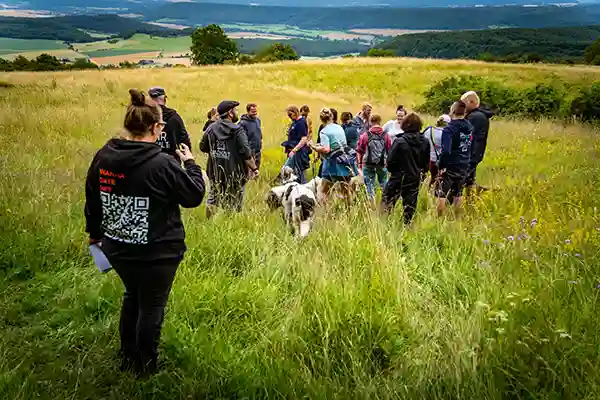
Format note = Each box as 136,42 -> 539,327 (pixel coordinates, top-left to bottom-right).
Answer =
383,105 -> 407,140
423,114 -> 451,188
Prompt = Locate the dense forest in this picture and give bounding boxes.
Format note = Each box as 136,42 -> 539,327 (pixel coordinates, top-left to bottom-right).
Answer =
0,15 -> 185,43
374,25 -> 600,63
142,3 -> 600,30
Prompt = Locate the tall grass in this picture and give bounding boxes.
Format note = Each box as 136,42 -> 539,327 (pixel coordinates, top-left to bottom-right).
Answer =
1,59 -> 599,399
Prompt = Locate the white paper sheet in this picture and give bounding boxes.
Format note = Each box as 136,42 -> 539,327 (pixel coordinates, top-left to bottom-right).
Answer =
89,244 -> 113,273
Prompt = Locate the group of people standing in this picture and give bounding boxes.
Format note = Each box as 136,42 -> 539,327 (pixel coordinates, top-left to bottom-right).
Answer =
278,95 -> 492,225
84,86 -> 492,376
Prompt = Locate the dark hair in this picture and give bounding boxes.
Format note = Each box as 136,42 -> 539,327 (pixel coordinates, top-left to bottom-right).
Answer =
401,113 -> 423,133
396,105 -> 405,112
370,114 -> 382,125
319,108 -> 332,124
124,89 -> 162,136
207,107 -> 217,120
330,108 -> 338,124
341,111 -> 353,123
300,105 -> 310,115
246,103 -> 257,112
451,100 -> 467,117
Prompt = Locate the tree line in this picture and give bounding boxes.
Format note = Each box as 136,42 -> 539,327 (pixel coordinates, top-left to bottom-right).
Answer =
372,25 -> 600,64
0,15 -> 185,43
0,54 -> 98,71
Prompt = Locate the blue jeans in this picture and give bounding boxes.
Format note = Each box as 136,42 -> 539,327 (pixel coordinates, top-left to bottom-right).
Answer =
363,166 -> 388,200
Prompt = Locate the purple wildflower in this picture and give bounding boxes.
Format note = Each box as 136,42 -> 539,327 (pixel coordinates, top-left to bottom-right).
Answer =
596,284 -> 600,289
575,253 -> 581,258
483,239 -> 490,245
518,234 -> 530,241
506,236 -> 515,241
565,239 -> 571,244
530,218 -> 538,228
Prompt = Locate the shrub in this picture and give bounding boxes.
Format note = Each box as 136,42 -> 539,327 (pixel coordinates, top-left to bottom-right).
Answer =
254,43 -> 299,62
367,48 -> 395,58
70,58 -> 99,70
238,54 -> 255,65
517,84 -> 564,119
417,75 -> 518,116
569,82 -> 600,122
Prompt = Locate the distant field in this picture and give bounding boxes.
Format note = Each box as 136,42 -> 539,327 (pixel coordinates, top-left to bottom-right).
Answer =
0,38 -> 67,56
228,32 -> 293,40
222,23 -> 373,42
89,51 -> 161,65
0,9 -> 54,18
148,21 -> 190,30
74,34 -> 192,56
350,28 -> 444,36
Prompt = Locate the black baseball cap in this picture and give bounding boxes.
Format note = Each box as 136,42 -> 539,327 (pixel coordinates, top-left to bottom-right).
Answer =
148,86 -> 166,98
217,100 -> 240,116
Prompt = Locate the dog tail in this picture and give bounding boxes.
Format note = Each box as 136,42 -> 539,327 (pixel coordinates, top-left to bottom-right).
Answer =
296,194 -> 316,221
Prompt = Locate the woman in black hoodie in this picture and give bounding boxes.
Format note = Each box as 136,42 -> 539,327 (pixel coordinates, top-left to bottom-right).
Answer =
381,113 -> 430,225
85,89 -> 205,375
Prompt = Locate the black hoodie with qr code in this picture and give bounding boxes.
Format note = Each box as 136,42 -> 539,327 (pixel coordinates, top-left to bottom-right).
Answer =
85,138 -> 205,262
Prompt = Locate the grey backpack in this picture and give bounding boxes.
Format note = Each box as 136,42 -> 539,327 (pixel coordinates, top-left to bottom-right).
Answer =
365,132 -> 386,166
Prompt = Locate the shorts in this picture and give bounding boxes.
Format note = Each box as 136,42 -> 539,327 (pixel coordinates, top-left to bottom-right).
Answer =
436,169 -> 467,200
206,182 -> 246,212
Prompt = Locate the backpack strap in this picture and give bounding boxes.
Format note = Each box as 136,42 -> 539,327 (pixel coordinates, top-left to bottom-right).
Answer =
425,126 -> 440,159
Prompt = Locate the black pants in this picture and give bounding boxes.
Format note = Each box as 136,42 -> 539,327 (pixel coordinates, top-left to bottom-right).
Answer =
465,161 -> 478,187
112,259 -> 181,372
382,176 -> 420,225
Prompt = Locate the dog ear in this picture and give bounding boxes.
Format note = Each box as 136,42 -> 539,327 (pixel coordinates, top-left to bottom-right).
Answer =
296,195 -> 316,220
284,184 -> 295,201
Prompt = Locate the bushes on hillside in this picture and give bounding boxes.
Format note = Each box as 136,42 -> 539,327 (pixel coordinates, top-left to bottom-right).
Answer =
569,83 -> 600,122
419,75 -> 517,116
419,75 -> 600,122
0,54 -> 98,72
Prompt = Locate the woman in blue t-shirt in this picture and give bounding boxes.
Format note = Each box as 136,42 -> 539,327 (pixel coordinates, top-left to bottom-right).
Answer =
309,108 -> 355,204
281,105 -> 310,183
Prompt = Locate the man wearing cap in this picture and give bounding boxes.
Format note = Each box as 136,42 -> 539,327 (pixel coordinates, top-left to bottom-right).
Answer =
200,100 -> 257,218
148,87 -> 192,158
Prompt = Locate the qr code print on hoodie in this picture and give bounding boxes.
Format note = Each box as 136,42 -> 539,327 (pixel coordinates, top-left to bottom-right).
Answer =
101,192 -> 150,244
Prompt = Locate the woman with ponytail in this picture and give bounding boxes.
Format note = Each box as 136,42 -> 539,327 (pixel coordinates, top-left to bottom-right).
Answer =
84,89 -> 205,376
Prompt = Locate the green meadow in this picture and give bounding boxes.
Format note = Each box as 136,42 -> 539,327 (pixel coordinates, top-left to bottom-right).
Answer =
0,58 -> 599,399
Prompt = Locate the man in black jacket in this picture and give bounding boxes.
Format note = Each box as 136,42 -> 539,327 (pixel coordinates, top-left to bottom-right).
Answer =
239,103 -> 263,171
461,91 -> 493,193
149,87 -> 192,157
200,100 -> 258,218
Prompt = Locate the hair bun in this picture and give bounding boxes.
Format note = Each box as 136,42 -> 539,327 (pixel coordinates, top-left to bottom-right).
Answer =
129,89 -> 145,106
320,107 -> 331,118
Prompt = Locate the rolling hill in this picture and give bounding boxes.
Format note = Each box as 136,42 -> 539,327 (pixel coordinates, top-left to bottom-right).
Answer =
374,25 -> 600,62
0,58 -> 599,398
141,2 -> 600,30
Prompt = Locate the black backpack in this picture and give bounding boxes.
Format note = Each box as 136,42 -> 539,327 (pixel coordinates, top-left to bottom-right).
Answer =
365,132 -> 386,166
